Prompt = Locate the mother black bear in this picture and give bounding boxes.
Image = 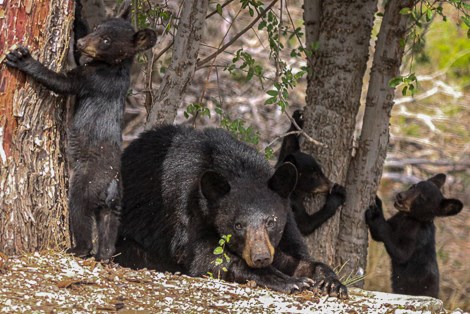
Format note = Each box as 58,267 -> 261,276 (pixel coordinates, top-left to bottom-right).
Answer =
116,125 -> 347,298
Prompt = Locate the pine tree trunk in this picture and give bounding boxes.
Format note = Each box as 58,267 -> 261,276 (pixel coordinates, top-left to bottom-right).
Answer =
302,0 -> 378,265
337,0 -> 415,282
0,0 -> 73,254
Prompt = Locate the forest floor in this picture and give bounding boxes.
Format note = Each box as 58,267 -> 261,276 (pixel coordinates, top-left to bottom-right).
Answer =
0,251 -> 464,313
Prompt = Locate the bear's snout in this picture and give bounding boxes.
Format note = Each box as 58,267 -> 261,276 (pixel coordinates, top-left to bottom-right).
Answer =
242,226 -> 274,268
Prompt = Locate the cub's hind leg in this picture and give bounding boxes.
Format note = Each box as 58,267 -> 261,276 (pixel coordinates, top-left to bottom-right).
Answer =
95,178 -> 121,261
67,186 -> 94,258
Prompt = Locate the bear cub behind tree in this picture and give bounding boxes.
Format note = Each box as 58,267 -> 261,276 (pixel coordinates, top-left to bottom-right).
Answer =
276,110 -> 346,235
5,0 -> 157,260
116,125 -> 348,298
365,174 -> 463,298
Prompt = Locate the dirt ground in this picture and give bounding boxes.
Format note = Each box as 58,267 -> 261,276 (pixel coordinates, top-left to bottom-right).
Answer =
0,251 -> 462,313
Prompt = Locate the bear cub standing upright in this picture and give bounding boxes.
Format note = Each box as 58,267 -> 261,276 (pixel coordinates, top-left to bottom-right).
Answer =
365,174 -> 463,298
116,125 -> 348,298
5,0 -> 157,260
276,110 -> 346,235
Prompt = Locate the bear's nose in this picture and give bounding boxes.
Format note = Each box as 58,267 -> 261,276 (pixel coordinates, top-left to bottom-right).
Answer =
77,39 -> 85,49
252,252 -> 272,268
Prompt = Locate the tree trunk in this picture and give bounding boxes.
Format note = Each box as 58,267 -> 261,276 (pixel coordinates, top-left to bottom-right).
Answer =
302,0 -> 378,266
0,0 -> 72,254
146,0 -> 209,127
337,0 -> 416,282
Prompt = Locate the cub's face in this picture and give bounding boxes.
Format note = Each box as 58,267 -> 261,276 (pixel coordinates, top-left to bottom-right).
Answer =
286,152 -> 331,195
394,173 -> 463,221
77,19 -> 156,64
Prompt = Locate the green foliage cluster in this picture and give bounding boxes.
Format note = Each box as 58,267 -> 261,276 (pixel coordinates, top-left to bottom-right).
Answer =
389,1 -> 470,94
207,234 -> 232,280
183,101 -> 259,146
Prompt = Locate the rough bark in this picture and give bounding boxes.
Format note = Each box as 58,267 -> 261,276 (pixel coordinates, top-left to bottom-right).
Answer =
0,0 -> 72,254
303,0 -> 321,61
302,0 -> 378,265
337,0 -> 416,281
146,0 -> 209,127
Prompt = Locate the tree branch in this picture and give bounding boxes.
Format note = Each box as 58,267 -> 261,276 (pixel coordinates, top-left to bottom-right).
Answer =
196,0 -> 279,68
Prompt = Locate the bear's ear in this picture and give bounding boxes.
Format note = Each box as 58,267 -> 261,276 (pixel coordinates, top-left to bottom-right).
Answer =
283,154 -> 298,167
200,170 -> 231,204
428,173 -> 446,189
117,0 -> 132,20
134,29 -> 157,52
437,198 -> 463,217
268,162 -> 297,199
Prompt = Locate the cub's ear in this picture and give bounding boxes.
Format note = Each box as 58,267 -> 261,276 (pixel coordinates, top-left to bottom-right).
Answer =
200,170 -> 231,204
268,162 -> 297,199
428,173 -> 446,189
134,29 -> 157,52
437,198 -> 463,217
283,154 -> 298,167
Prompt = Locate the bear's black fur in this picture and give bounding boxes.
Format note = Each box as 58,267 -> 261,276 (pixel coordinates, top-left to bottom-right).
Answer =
116,125 -> 348,298
365,174 -> 464,298
276,110 -> 346,235
5,0 -> 157,261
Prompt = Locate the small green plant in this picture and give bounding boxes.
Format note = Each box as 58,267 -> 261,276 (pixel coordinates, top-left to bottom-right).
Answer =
183,103 -> 211,120
207,234 -> 232,280
389,73 -> 418,96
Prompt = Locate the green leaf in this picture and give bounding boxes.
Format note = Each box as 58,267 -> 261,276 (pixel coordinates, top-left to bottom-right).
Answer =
218,239 -> 225,246
258,20 -> 267,30
222,267 -> 228,272
266,90 -> 278,96
402,86 -> 408,96
214,258 -> 223,266
399,7 -> 411,15
265,97 -> 277,105
264,147 -> 274,160
462,16 -> 470,28
216,3 -> 222,16
389,76 -> 403,88
213,247 -> 224,255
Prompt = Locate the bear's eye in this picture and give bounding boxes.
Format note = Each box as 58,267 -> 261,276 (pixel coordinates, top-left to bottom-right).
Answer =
102,38 -> 111,45
235,223 -> 243,230
266,219 -> 275,228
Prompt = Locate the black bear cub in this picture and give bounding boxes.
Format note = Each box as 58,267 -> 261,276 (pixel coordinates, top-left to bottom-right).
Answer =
365,174 -> 463,298
5,1 -> 157,260
116,125 -> 348,298
276,110 -> 346,235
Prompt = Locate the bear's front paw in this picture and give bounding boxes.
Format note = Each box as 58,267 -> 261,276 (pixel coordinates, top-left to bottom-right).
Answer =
311,277 -> 348,299
329,184 -> 346,205
365,197 -> 384,225
260,272 -> 313,294
5,46 -> 32,70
